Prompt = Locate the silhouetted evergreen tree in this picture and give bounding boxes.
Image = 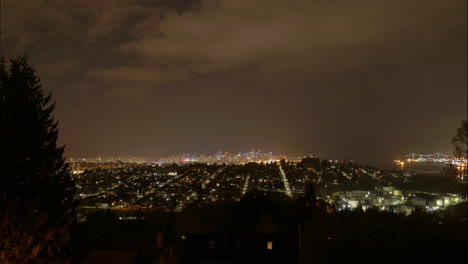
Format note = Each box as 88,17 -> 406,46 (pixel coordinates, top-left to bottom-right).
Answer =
0,57 -> 76,263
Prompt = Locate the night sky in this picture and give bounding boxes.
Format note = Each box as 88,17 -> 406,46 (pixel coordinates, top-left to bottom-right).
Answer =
1,0 -> 466,162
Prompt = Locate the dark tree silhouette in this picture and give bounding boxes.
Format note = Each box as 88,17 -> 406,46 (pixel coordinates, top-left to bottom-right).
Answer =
452,119 -> 467,159
0,57 -> 76,263
304,182 -> 317,208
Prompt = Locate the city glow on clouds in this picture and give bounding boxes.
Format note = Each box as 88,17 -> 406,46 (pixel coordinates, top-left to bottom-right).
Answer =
1,0 -> 466,160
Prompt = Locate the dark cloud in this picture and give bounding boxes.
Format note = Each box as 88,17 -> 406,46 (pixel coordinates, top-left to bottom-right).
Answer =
1,0 -> 466,163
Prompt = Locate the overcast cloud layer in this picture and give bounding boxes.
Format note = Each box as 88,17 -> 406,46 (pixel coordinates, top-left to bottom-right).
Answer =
1,0 -> 466,163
